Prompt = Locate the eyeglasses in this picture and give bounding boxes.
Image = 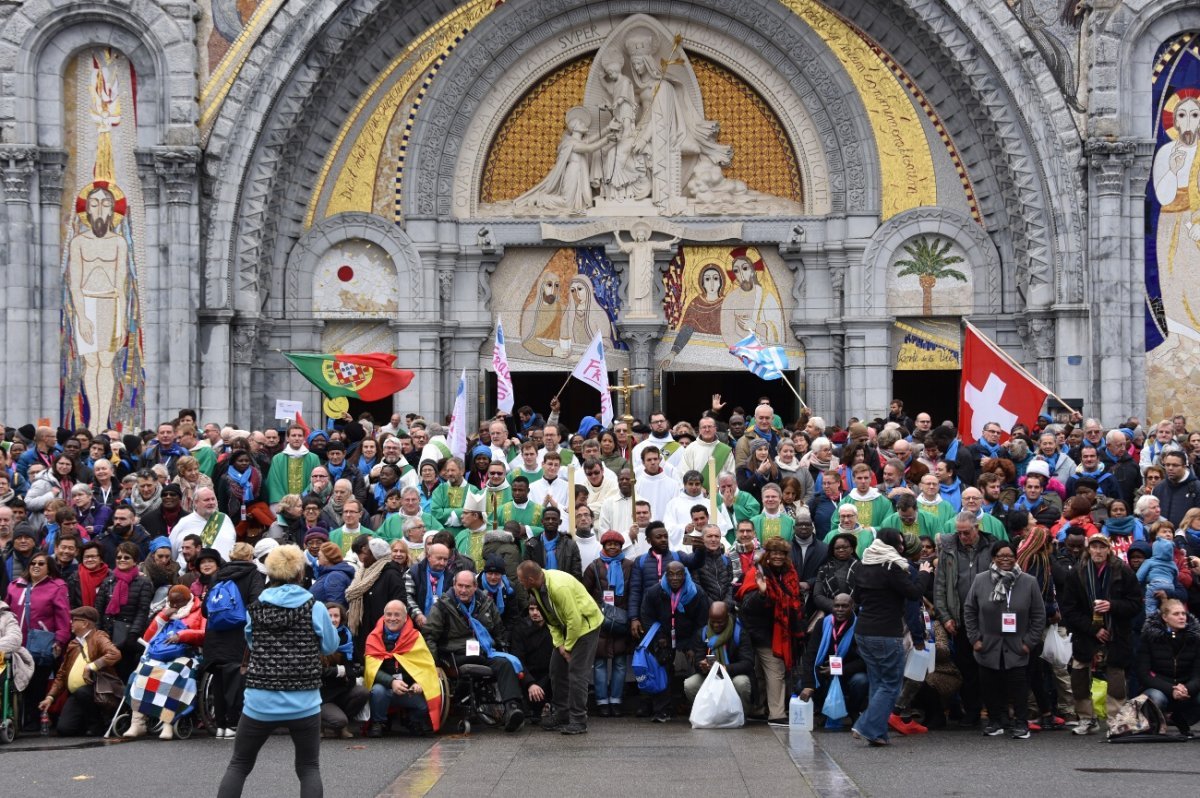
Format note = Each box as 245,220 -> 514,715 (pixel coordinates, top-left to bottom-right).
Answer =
116,555 -> 134,562
29,561 -> 46,568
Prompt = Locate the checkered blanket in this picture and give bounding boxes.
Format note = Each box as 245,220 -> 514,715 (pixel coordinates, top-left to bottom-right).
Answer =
128,658 -> 197,720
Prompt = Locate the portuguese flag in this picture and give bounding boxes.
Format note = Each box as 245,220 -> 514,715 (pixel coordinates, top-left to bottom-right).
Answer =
284,352 -> 414,401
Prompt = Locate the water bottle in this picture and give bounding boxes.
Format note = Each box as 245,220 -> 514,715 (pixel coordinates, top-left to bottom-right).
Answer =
40,709 -> 51,736
789,694 -> 813,731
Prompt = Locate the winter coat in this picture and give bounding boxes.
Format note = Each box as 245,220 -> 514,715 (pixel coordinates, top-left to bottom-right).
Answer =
142,596 -> 207,653
1154,470 -> 1200,527
851,559 -> 924,638
963,569 -> 1046,669
523,533 -> 582,581
91,525 -> 153,568
421,588 -> 507,663
24,470 -> 67,513
266,513 -> 306,545
627,548 -> 690,623
640,581 -> 710,656
201,560 -> 264,664
933,532 -> 996,627
1059,555 -> 1141,670
0,601 -> 35,690
581,556 -> 634,658
1136,611 -> 1200,698
94,570 -> 154,641
508,617 -> 553,692
688,547 -> 734,606
45,628 -> 121,702
481,529 -> 527,609
310,561 -> 356,608
811,557 -> 857,616
5,576 -> 72,647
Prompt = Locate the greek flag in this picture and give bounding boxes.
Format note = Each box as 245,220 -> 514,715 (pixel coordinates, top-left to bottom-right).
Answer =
729,334 -> 789,380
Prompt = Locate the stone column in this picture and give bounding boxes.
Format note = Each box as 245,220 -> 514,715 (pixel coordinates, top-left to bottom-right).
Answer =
154,147 -> 202,419
1126,142 -> 1155,418
1,146 -> 38,422
391,321 -> 442,419
200,309 -> 235,421
36,148 -> 67,419
1084,138 -> 1137,421
615,320 -> 665,422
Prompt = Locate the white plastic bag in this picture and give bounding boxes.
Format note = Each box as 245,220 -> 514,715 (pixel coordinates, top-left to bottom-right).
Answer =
689,662 -> 745,729
1040,624 -> 1072,669
903,643 -> 935,681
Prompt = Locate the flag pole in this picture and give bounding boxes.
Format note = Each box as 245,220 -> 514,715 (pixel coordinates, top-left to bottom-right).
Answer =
963,321 -> 1080,416
778,371 -> 810,412
553,373 -> 573,400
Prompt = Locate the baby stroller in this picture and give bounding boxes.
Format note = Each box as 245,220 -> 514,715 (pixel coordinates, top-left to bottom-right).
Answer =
0,649 -> 26,744
105,650 -> 204,740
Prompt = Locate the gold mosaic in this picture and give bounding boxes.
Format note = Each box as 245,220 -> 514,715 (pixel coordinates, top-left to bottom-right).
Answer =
479,54 -> 803,204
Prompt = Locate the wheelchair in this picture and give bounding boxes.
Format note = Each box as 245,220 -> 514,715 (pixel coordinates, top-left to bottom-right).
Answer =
105,653 -> 209,740
437,653 -> 508,735
0,651 -> 21,744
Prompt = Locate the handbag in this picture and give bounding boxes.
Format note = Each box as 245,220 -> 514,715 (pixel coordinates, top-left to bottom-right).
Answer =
93,668 -> 125,710
599,603 -> 629,636
110,619 -> 131,649
631,622 -> 669,694
22,589 -> 57,667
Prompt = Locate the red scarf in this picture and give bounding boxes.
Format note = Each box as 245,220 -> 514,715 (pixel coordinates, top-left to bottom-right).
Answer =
78,562 -> 110,608
763,565 -> 804,668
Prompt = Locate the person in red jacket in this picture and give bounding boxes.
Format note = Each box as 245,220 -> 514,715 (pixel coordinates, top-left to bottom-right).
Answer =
124,584 -> 207,739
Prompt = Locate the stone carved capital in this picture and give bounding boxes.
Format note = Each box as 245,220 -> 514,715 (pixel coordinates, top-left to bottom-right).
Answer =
0,147 -> 37,203
154,147 -> 201,205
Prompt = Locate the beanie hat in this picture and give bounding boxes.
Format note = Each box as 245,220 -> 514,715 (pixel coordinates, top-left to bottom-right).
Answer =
600,530 -> 625,546
319,542 -> 344,564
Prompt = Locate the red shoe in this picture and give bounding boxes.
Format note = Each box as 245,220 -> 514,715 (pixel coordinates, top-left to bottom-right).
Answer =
904,719 -> 928,734
888,714 -> 911,735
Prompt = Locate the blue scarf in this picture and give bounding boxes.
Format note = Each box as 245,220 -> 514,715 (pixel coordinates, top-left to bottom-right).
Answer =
481,574 -> 514,614
1013,494 -> 1043,512
945,438 -> 961,462
812,614 -> 856,689
1186,528 -> 1200,547
1104,515 -> 1138,539
327,462 -> 346,480
976,439 -> 1002,459
355,456 -> 376,474
424,567 -> 446,614
600,553 -> 626,596
383,626 -> 401,650
659,568 -> 699,608
543,533 -> 559,571
938,479 -> 963,511
336,625 -> 354,660
456,594 -> 524,674
228,465 -> 255,502
1042,452 -> 1061,474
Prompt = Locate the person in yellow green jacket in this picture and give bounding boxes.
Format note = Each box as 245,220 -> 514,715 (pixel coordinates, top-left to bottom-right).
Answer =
517,561 -> 602,734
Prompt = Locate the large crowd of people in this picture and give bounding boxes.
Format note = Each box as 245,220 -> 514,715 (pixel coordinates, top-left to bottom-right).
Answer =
2,395 -> 1200,757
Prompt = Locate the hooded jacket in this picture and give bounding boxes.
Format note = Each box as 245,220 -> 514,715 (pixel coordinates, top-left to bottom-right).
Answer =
310,561 -> 356,607
202,560 -> 264,664
1153,468 -> 1200,527
1135,610 -> 1200,698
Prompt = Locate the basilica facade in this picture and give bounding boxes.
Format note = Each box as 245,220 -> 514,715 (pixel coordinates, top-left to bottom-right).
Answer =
0,0 -> 1195,430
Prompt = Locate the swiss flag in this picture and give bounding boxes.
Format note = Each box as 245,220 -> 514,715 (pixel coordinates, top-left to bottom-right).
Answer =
959,324 -> 1048,444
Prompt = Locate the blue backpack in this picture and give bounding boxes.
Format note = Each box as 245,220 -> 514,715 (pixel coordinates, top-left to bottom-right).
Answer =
205,580 -> 247,631
631,622 -> 669,694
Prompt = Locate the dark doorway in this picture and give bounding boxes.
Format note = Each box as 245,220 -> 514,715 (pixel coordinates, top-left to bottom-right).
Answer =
891,370 -> 961,428
488,372 -> 618,432
344,397 -> 396,429
661,371 -> 802,426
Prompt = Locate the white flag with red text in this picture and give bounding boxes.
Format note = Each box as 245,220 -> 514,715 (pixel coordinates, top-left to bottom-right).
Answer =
570,333 -> 614,427
492,319 -> 514,414
959,324 -> 1048,444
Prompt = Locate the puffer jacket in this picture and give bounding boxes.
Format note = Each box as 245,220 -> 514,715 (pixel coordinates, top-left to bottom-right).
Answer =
688,547 -> 734,606
1135,610 -> 1200,698
310,561 -> 356,607
23,470 -> 64,513
421,588 -> 507,663
94,570 -> 154,641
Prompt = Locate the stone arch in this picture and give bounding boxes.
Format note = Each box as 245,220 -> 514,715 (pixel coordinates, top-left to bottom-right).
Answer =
3,0 -> 196,145
1103,0 -> 1200,137
862,206 -> 1002,317
413,0 -> 879,221
283,212 -> 427,319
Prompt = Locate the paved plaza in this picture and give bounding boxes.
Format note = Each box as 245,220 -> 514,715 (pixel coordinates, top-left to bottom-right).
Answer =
4,718 -> 1197,797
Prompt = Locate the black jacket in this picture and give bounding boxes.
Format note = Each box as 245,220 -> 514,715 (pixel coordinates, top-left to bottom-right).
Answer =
92,525 -> 153,569
688,547 -> 734,606
790,535 -> 829,603
798,617 -> 866,691
1135,612 -> 1200,698
509,617 -> 553,691
94,570 -> 154,641
356,561 -> 407,655
1059,555 -> 1141,669
1154,471 -> 1200,527
697,618 -> 755,680
522,533 -> 582,581
640,582 -> 710,656
202,560 -> 265,664
851,559 -> 924,637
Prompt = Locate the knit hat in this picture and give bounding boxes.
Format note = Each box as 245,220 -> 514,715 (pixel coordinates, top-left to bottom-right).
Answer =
1073,476 -> 1099,491
1127,541 -> 1153,559
1025,459 -> 1051,478
483,553 -> 507,574
600,530 -> 625,546
848,422 -> 869,440
367,537 -> 391,560
304,528 -> 329,544
319,542 -> 344,564
253,538 -> 279,560
325,441 -> 345,453
17,424 -> 36,443
160,483 -> 183,497
748,438 -> 769,453
1087,535 -> 1111,549
147,536 -> 172,553
12,522 -> 36,541
70,606 -> 100,625
901,531 -> 922,559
